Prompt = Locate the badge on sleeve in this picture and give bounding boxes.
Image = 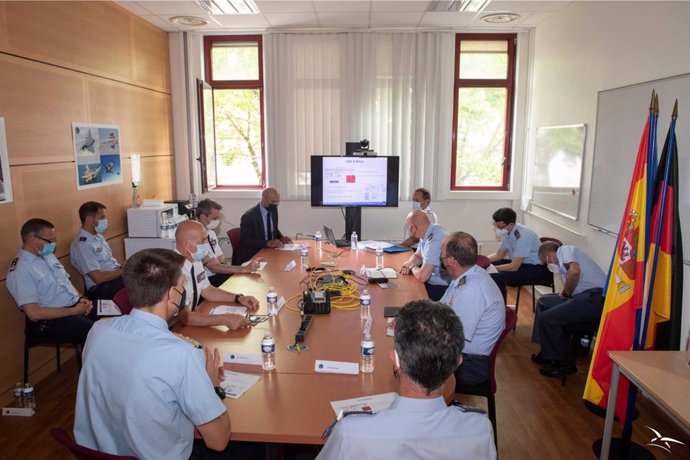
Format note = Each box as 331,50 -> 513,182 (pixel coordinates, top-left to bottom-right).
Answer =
196,271 -> 206,283
9,257 -> 18,272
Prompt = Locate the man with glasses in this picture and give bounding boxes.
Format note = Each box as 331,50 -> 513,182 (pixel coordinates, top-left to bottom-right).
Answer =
486,207 -> 548,301
175,220 -> 258,329
440,232 -> 505,386
7,218 -> 94,343
238,187 -> 292,264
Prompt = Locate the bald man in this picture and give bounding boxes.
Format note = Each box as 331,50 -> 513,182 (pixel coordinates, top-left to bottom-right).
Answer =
238,187 -> 292,264
399,210 -> 450,301
175,220 -> 258,330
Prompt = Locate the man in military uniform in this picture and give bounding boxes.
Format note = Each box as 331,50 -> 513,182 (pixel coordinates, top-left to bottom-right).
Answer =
399,210 -> 449,300
70,202 -> 123,315
400,188 -> 439,247
440,232 -> 506,386
317,299 -> 496,460
174,220 -> 258,329
7,218 -> 94,343
195,199 -> 259,287
74,248 -> 233,459
486,207 -> 549,300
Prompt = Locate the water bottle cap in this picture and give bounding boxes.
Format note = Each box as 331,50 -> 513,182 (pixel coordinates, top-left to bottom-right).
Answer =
23,385 -> 34,392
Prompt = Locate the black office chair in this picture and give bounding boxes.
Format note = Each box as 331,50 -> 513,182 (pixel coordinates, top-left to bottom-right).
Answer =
454,306 -> 517,449
23,314 -> 82,384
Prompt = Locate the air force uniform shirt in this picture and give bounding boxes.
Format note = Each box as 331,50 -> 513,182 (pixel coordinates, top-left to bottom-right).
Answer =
7,248 -> 80,309
203,230 -> 222,278
415,224 -> 449,286
440,265 -> 505,356
498,223 -> 542,265
181,258 -> 210,310
74,309 -> 227,460
316,396 -> 496,460
555,245 -> 606,294
70,228 -> 121,289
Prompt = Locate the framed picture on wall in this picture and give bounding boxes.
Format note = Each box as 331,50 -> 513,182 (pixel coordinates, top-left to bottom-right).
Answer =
0,117 -> 12,204
72,123 -> 123,190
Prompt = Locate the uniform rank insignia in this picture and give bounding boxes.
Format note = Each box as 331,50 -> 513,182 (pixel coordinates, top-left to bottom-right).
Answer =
9,257 -> 18,272
427,233 -> 433,241
457,277 -> 467,287
196,271 -> 206,282
173,333 -> 203,349
321,410 -> 374,440
514,229 -> 521,239
79,237 -> 87,242
451,401 -> 486,414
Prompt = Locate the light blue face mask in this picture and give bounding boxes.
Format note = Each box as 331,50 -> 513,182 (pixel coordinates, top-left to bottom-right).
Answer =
95,219 -> 108,234
412,202 -> 422,211
39,241 -> 56,257
192,243 -> 211,261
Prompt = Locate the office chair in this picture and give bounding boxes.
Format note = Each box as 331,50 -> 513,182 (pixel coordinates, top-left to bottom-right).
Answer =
112,288 -> 133,315
226,227 -> 241,265
476,254 -> 491,270
454,306 -> 517,449
23,315 -> 81,384
50,428 -> 138,460
511,237 -> 562,318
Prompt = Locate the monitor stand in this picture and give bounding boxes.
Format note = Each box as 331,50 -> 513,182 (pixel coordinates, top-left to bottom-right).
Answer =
345,207 -> 362,240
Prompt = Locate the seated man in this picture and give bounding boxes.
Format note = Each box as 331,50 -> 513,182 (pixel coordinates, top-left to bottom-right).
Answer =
400,187 -> 438,247
317,299 -> 496,460
440,232 -> 506,386
74,248 -> 232,459
7,218 -> 94,344
175,220 -> 258,329
238,187 -> 292,264
487,207 -> 549,301
399,210 -> 449,300
531,241 -> 606,378
196,199 -> 259,287
70,201 -> 124,313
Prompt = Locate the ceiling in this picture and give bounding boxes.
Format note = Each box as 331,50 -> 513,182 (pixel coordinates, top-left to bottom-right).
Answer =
115,0 -> 573,33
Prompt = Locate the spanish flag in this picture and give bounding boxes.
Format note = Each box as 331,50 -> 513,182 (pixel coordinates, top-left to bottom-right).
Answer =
583,105 -> 653,423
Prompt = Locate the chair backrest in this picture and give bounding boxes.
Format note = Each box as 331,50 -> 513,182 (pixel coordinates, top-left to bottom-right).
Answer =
476,254 -> 491,269
227,227 -> 241,265
112,288 -> 133,315
50,428 -> 138,460
488,306 -> 518,393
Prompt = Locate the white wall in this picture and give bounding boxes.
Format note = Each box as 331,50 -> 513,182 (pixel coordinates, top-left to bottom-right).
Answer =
523,1 -> 690,348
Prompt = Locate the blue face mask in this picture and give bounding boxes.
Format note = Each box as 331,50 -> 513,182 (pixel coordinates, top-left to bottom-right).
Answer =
38,241 -> 56,257
192,243 -> 211,261
95,219 -> 108,234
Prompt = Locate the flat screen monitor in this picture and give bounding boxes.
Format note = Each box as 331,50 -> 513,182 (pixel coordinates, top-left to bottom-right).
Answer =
311,156 -> 399,207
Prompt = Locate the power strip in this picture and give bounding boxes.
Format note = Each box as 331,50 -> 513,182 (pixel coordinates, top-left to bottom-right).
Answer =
295,315 -> 313,343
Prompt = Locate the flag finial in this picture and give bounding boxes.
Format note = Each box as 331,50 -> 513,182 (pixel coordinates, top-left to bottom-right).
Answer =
649,90 -> 656,112
654,93 -> 660,115
672,99 -> 678,119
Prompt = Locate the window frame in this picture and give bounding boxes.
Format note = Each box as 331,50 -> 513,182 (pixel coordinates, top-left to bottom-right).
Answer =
202,35 -> 266,190
450,33 -> 517,191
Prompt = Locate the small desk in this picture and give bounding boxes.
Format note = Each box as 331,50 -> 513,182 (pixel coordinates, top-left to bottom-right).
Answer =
600,351 -> 690,459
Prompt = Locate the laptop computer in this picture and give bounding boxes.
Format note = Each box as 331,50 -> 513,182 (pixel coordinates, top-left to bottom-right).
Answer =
323,226 -> 350,248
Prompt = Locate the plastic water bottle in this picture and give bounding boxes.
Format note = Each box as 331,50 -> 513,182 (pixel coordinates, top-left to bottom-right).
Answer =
159,215 -> 167,238
315,231 -> 322,251
300,245 -> 309,269
376,246 -> 384,269
14,382 -> 23,408
360,289 -> 371,321
23,383 -> 35,410
360,334 -> 375,374
261,334 -> 276,370
267,287 -> 278,317
350,231 -> 358,251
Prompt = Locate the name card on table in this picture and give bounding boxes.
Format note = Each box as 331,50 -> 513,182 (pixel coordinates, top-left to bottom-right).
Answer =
314,360 -> 360,375
223,352 -> 262,366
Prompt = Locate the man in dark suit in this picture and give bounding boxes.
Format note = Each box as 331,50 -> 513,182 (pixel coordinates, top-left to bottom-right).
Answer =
238,187 -> 292,264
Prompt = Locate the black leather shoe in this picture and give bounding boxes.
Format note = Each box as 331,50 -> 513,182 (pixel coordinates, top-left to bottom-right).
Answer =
539,362 -> 577,378
531,352 -> 548,365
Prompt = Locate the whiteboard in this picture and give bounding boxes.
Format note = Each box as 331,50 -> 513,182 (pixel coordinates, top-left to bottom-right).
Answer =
589,73 -> 689,264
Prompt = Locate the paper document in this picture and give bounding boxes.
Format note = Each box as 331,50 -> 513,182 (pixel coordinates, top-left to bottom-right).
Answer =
360,240 -> 394,250
276,244 -> 302,251
365,267 -> 397,279
97,300 -> 122,316
485,264 -> 499,274
241,260 -> 267,271
219,370 -> 261,399
210,305 -> 247,316
329,392 -> 398,416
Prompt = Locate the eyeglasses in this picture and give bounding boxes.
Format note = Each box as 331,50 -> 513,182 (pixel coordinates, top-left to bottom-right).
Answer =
494,222 -> 510,230
34,234 -> 56,244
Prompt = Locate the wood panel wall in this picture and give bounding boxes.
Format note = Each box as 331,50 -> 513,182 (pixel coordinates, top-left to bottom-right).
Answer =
0,1 -> 175,404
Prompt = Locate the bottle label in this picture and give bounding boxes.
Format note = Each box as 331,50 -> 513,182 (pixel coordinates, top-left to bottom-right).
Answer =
361,343 -> 375,356
360,298 -> 370,305
262,342 -> 275,353
267,294 -> 278,302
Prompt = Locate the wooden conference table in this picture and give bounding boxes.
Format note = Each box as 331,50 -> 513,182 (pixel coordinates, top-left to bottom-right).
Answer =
176,240 -> 429,445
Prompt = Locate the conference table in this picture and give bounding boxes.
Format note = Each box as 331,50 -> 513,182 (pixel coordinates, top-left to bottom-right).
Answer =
176,240 -> 432,445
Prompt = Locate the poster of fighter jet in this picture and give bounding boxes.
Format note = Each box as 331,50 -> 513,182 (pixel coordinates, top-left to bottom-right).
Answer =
72,123 -> 122,190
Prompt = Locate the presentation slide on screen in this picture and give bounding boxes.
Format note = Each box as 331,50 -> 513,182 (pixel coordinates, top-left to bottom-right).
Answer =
322,157 -> 387,206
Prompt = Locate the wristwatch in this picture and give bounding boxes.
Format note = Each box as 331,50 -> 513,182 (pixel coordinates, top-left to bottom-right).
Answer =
234,293 -> 244,304
214,386 -> 226,400
561,291 -> 572,299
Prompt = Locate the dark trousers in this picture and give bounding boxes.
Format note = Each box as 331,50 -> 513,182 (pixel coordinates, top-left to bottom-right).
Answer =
424,282 -> 448,301
208,273 -> 232,288
455,353 -> 490,386
490,260 -> 550,302
86,277 -> 125,320
538,288 -> 604,361
28,314 -> 94,344
189,439 -> 270,460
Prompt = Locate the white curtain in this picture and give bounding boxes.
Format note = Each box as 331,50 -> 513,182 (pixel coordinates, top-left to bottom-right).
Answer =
264,32 -> 454,200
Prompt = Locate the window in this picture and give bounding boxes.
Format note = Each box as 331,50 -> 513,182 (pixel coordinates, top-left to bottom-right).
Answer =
451,34 -> 516,191
201,36 -> 265,189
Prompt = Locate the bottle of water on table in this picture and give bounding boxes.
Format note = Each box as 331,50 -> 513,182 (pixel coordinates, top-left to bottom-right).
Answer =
261,334 -> 276,371
360,334 -> 375,374
350,231 -> 358,251
267,287 -> 278,317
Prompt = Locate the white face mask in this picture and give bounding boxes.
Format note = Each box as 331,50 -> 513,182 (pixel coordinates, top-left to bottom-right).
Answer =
547,263 -> 560,273
495,228 -> 509,239
206,219 -> 220,231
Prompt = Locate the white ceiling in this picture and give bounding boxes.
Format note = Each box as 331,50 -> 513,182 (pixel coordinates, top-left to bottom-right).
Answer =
115,0 -> 573,33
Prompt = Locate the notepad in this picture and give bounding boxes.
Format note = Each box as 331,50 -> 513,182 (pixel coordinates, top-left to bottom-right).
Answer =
210,305 -> 247,316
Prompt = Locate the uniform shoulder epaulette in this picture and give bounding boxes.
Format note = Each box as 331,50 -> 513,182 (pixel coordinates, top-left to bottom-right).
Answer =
321,410 -> 374,440
514,229 -> 521,239
451,401 -> 486,414
79,236 -> 87,242
8,257 -> 19,272
457,277 -> 467,287
173,332 -> 203,349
